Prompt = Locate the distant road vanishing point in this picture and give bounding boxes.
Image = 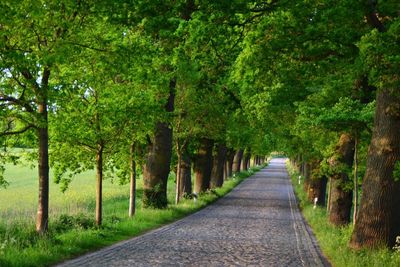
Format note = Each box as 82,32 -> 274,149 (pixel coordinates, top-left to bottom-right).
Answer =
57,158 -> 330,267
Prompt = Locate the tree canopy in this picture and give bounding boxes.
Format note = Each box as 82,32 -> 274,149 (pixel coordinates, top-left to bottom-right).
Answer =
1,0 -> 399,251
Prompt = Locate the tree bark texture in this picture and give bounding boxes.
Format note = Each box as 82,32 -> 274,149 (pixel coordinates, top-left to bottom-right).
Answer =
223,161 -> 228,180
232,149 -> 244,173
129,142 -> 136,217
307,161 -> 327,206
95,145 -> 103,226
210,144 -> 227,188
226,149 -> 235,178
176,147 -> 192,203
241,151 -> 251,171
194,138 -> 214,193
181,150 -> 192,196
307,173 -> 328,206
328,133 -> 354,226
350,89 -> 400,249
143,79 -> 175,208
36,101 -> 49,233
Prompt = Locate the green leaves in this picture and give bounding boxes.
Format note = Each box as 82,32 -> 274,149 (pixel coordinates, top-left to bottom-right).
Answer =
359,18 -> 400,90
314,97 -> 375,132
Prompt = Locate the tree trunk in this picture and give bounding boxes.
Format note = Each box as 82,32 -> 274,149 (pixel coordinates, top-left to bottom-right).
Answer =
294,155 -> 301,172
353,135 -> 359,225
129,141 -> 136,217
36,101 -> 49,233
194,138 -> 214,193
252,155 -> 257,167
327,177 -> 333,212
226,149 -> 235,178
95,145 -> 104,226
223,160 -> 228,180
300,159 -> 304,177
303,162 -> 311,192
328,133 -> 354,226
232,149 -> 244,173
176,151 -> 182,204
143,79 -> 175,208
175,144 -> 191,203
181,149 -> 192,196
210,144 -> 227,188
350,89 -> 400,249
305,162 -> 327,206
308,174 -> 328,206
241,150 -> 250,171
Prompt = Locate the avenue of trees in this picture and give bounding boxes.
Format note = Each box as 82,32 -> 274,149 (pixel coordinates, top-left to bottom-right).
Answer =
1,0 -> 399,252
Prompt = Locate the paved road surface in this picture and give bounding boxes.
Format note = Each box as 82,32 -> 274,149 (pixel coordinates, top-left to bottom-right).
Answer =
57,158 -> 329,267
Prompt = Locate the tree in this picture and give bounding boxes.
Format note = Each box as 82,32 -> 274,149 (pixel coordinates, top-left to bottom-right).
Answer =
142,79 -> 175,208
50,22 -> 158,224
135,0 -> 197,208
350,1 -> 400,248
0,0 -> 93,233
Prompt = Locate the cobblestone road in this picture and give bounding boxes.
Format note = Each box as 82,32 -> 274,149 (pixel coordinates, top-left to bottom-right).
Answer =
57,158 -> 330,267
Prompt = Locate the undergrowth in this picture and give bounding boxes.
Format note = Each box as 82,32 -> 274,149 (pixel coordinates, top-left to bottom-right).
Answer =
287,163 -> 400,267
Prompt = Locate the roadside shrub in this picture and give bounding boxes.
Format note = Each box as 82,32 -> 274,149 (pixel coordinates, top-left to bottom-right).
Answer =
53,214 -> 95,232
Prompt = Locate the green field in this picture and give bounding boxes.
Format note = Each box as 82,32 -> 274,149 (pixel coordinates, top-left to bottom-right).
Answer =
0,161 -> 134,225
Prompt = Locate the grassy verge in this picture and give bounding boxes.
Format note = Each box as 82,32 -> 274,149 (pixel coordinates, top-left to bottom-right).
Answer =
0,165 -> 264,267
287,163 -> 400,267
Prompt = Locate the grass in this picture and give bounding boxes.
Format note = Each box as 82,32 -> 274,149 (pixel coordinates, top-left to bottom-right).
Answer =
287,163 -> 400,267
0,158 -> 265,267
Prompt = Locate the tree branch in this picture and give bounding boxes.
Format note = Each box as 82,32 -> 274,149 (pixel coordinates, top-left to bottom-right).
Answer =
0,94 -> 35,113
65,41 -> 109,52
366,0 -> 385,32
0,123 -> 35,137
20,69 -> 41,95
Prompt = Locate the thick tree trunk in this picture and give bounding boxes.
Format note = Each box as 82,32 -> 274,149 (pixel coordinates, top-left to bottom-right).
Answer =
252,155 -> 258,167
175,145 -> 192,203
350,89 -> 400,249
36,101 -> 49,233
210,144 -> 227,188
232,149 -> 244,173
294,155 -> 301,172
181,150 -> 192,196
307,173 -> 328,206
223,160 -> 228,180
143,79 -> 175,208
241,152 -> 247,171
194,138 -> 214,193
95,145 -> 103,226
226,149 -> 235,178
328,133 -> 354,226
241,151 -> 251,171
129,142 -> 136,217
305,161 -> 326,206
